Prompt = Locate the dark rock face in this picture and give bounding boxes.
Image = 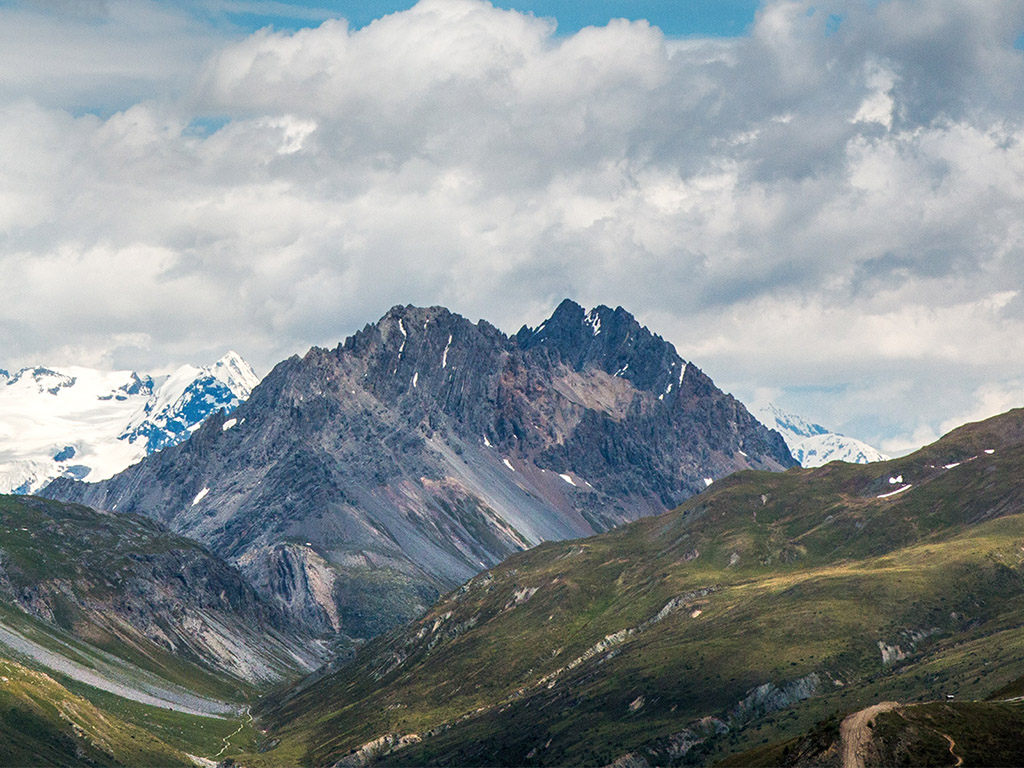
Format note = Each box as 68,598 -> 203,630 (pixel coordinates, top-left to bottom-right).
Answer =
45,301 -> 794,639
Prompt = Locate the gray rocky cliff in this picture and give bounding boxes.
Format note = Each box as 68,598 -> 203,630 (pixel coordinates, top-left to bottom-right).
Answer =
45,301 -> 794,640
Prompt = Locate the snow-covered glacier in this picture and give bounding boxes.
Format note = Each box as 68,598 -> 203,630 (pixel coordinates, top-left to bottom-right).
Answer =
0,352 -> 259,493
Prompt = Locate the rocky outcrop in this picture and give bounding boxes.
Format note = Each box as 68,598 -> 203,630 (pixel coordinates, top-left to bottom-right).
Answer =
730,673 -> 821,725
45,300 -> 795,640
604,674 -> 822,767
333,732 -> 423,767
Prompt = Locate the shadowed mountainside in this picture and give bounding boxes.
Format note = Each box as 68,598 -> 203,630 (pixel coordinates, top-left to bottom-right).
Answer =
0,494 -> 323,692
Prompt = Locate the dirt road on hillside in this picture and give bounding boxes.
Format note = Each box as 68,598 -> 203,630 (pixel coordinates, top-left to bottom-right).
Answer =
941,733 -> 963,766
840,701 -> 899,768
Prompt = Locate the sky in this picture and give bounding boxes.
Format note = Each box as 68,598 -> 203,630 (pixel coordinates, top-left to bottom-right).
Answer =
199,1 -> 762,37
2,0 -> 1024,455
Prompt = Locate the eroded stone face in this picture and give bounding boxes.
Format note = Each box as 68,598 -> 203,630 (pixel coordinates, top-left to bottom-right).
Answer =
44,301 -> 795,641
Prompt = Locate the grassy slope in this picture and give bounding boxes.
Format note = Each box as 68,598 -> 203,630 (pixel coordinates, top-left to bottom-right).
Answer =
248,409 -> 1024,766
0,494 -> 286,702
725,701 -> 1024,767
0,655 -> 191,767
0,495 -> 284,765
869,701 -> 1024,767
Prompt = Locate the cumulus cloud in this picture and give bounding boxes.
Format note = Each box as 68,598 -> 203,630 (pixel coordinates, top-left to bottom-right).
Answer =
1,0 -> 1023,452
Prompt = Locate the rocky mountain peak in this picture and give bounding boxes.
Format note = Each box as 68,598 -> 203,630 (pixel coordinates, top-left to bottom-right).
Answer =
45,300 -> 795,641
6,366 -> 77,395
516,299 -> 687,396
208,350 -> 261,396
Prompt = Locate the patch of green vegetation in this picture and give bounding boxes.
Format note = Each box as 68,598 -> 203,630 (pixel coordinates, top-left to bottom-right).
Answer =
57,676 -> 258,759
243,409 -> 1024,766
717,712 -> 841,767
872,702 -> 1024,767
986,670 -> 1024,700
0,655 -> 191,767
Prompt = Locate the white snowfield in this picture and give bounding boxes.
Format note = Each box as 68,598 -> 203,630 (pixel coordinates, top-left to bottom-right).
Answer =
756,403 -> 890,468
0,352 -> 259,494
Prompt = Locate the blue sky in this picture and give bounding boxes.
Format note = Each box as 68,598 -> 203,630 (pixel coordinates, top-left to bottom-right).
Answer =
213,0 -> 760,36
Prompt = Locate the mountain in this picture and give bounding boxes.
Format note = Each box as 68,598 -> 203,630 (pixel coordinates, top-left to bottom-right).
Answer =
44,300 -> 795,640
0,494 -> 323,690
247,408 -> 1024,767
756,403 -> 889,467
0,351 -> 259,494
0,493 -> 320,765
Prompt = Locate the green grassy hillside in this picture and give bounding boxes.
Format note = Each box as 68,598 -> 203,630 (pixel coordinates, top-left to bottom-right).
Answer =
0,655 -> 192,767
0,494 -> 308,766
725,700 -> 1024,767
249,408 -> 1024,766
0,494 -> 320,695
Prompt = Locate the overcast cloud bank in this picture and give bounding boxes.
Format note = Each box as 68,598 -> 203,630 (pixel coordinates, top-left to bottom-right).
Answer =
1,0 -> 1023,452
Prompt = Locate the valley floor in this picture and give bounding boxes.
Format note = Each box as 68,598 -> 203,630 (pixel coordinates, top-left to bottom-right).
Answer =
0,619 -> 234,717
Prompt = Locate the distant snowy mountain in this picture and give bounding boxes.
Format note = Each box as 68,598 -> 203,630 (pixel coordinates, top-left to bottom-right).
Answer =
757,403 -> 889,467
0,352 -> 259,494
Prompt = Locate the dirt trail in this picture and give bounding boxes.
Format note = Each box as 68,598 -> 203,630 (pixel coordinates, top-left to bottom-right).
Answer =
941,733 -> 963,766
215,706 -> 252,759
840,701 -> 899,768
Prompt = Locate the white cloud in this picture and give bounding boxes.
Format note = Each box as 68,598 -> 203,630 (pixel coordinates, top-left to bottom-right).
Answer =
852,60 -> 897,129
939,381 -> 1024,435
1,0 -> 1024,452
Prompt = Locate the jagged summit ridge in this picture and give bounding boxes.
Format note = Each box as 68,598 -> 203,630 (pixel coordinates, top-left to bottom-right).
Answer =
0,352 -> 259,493
45,301 -> 795,640
515,300 -> 688,398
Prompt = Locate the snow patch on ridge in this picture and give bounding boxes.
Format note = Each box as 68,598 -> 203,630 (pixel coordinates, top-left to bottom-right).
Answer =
442,335 -> 452,369
877,484 -> 912,499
